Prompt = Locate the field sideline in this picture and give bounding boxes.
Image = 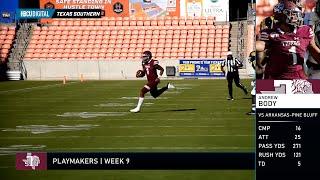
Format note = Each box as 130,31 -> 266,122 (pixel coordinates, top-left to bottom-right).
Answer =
0,79 -> 254,180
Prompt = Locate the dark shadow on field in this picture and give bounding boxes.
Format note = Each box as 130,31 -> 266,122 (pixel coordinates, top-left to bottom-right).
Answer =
144,108 -> 197,113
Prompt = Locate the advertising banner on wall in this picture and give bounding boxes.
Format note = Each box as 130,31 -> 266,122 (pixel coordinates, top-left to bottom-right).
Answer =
180,0 -> 229,21
39,0 -> 129,17
0,0 -> 19,23
129,0 -> 180,18
179,59 -> 224,77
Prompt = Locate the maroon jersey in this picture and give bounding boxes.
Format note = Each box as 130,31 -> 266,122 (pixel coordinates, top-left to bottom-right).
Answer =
142,59 -> 159,82
259,25 -> 314,79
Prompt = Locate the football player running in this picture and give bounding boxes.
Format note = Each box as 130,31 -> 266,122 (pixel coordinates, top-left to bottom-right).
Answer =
257,0 -> 320,79
130,51 -> 175,113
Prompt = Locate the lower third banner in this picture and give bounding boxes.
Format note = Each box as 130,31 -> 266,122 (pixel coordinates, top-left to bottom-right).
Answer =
16,152 -> 254,170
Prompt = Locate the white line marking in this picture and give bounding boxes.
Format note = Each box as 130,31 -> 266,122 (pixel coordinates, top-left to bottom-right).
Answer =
176,87 -> 192,90
0,118 -> 251,122
57,112 -> 128,118
120,96 -> 168,100
48,146 -> 252,150
174,84 -> 200,87
2,124 -> 99,134
164,91 -> 181,94
0,82 -> 78,93
258,121 -> 298,123
94,103 -> 153,107
0,145 -> 46,155
106,125 -> 229,128
0,134 -> 253,139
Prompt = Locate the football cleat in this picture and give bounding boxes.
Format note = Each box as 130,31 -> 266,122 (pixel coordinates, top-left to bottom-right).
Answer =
167,83 -> 175,89
227,97 -> 234,101
130,107 -> 140,113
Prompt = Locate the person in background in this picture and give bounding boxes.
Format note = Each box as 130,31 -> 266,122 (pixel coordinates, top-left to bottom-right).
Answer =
307,0 -> 320,78
247,51 -> 256,115
221,51 -> 248,100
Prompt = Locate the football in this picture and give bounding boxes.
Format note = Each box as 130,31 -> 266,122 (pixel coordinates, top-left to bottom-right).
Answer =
136,70 -> 145,78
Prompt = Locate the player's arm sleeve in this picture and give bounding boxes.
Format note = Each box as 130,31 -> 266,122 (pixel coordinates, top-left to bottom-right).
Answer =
141,65 -> 146,73
154,61 -> 164,76
235,58 -> 243,67
221,60 -> 225,67
221,60 -> 226,72
308,39 -> 320,63
309,26 -> 315,39
307,26 -> 320,63
258,31 -> 270,41
256,40 -> 267,68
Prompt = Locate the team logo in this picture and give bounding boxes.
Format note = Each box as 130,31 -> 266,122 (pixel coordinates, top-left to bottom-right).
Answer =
44,2 -> 55,9
291,79 -> 312,94
16,152 -> 47,170
23,153 -> 40,170
113,2 -> 123,14
101,10 -> 105,17
2,12 -> 10,18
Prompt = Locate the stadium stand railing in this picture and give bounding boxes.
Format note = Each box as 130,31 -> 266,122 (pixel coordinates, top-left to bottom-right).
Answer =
24,16 -> 230,60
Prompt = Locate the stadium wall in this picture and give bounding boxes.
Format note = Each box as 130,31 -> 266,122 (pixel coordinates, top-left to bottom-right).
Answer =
23,59 -> 251,80
23,60 -> 179,80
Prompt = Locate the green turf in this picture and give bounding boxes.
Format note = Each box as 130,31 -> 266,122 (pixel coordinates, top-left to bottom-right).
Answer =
0,79 -> 254,179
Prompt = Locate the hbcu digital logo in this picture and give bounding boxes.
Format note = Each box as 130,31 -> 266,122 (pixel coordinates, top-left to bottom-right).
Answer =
16,152 -> 47,170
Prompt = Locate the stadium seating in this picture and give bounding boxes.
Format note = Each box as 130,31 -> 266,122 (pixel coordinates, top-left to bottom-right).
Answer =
0,25 -> 16,62
24,16 -> 230,60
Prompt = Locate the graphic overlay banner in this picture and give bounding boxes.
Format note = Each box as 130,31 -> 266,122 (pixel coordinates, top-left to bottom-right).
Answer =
17,9 -> 102,19
39,0 -> 129,17
130,0 -> 180,18
16,152 -> 254,170
179,59 -> 224,77
39,0 -> 129,23
256,80 -> 320,178
180,0 -> 229,21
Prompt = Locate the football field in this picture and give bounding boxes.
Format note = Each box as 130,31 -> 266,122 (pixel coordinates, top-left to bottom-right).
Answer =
0,79 -> 254,179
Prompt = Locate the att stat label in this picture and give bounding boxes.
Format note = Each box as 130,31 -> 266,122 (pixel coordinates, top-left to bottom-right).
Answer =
256,80 -> 320,178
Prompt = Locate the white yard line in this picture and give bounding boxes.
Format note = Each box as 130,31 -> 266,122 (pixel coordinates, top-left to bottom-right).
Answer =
0,166 -> 14,168
0,134 -> 253,139
110,125 -> 227,128
48,146 -> 252,150
0,118 -> 250,122
0,146 -> 253,157
0,82 -> 78,93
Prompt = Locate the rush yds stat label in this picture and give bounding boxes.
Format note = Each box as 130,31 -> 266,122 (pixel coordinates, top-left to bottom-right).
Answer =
256,80 -> 320,179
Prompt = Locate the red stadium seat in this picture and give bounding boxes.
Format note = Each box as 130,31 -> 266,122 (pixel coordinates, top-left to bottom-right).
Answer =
199,52 -> 207,58
207,52 -> 214,58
